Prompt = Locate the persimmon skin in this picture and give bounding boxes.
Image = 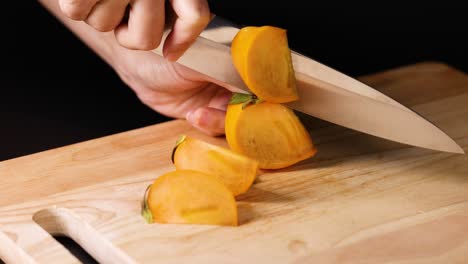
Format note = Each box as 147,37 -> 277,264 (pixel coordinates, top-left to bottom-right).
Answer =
173,136 -> 258,196
231,26 -> 298,103
147,170 -> 238,226
225,102 -> 316,169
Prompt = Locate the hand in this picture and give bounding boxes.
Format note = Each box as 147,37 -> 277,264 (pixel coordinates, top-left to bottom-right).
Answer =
39,0 -> 226,135
58,0 -> 211,61
112,39 -> 231,136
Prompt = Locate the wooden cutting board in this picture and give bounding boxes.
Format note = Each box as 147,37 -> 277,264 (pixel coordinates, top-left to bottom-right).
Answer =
0,62 -> 467,264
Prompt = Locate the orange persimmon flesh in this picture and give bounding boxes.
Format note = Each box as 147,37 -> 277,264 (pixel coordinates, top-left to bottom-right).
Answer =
226,101 -> 316,169
173,136 -> 258,196
231,26 -> 298,103
147,170 -> 238,226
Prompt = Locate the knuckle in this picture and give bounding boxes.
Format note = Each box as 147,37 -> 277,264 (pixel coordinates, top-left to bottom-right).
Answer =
88,20 -> 116,32
180,2 -> 211,27
59,0 -> 88,20
187,12 -> 211,27
130,37 -> 161,51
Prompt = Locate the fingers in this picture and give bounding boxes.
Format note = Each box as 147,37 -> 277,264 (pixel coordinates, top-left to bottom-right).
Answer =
185,89 -> 232,136
59,0 -> 129,32
85,0 -> 129,32
186,107 -> 226,136
59,0 -> 209,53
115,0 -> 166,50
59,0 -> 98,20
163,0 -> 211,61
208,88 -> 232,111
60,0 -> 166,50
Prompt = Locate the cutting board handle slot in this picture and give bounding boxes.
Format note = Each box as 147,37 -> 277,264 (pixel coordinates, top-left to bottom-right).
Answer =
53,236 -> 99,264
33,208 -> 136,264
0,230 -> 36,264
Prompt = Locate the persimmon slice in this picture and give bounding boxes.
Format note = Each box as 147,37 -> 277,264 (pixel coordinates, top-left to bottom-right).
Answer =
145,170 -> 238,226
173,136 -> 258,196
231,26 -> 298,103
226,100 -> 317,169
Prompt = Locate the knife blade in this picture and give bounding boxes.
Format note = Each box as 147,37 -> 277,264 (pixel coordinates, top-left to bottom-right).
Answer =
153,16 -> 464,154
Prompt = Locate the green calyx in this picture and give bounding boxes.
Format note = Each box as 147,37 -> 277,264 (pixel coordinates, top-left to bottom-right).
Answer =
171,135 -> 187,164
229,93 -> 263,109
141,184 -> 153,224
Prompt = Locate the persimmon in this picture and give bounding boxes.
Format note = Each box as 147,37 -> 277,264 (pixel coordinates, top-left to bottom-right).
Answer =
225,94 -> 317,169
231,26 -> 298,103
142,170 -> 238,226
172,136 -> 258,196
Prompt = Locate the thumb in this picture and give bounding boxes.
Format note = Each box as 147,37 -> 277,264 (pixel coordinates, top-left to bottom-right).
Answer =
186,107 -> 226,136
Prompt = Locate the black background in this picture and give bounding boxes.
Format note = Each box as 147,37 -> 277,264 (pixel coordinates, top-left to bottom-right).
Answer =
3,2 -> 467,161
2,2 -> 467,263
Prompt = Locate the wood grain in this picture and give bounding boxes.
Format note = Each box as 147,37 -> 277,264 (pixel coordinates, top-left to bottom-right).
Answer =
0,62 -> 467,263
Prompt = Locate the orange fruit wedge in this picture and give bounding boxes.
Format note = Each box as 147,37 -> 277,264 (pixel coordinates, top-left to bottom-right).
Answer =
231,26 -> 298,103
173,136 -> 258,196
142,170 -> 238,226
226,95 -> 317,169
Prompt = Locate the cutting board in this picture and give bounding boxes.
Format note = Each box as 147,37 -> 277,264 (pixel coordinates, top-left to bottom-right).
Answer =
0,62 -> 467,264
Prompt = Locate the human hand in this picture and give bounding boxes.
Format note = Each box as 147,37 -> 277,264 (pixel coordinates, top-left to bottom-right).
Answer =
41,0 -> 226,135
58,0 -> 211,61
111,39 -> 231,136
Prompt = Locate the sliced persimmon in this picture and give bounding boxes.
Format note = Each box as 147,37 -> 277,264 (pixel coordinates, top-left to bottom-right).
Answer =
225,97 -> 317,169
173,136 -> 258,196
231,26 -> 298,103
144,170 -> 238,226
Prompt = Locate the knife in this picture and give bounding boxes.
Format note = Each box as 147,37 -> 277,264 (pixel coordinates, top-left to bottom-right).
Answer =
153,15 -> 464,154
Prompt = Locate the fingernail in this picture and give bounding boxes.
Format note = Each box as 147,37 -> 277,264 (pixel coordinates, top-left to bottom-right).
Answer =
185,110 -> 194,122
186,109 -> 203,125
